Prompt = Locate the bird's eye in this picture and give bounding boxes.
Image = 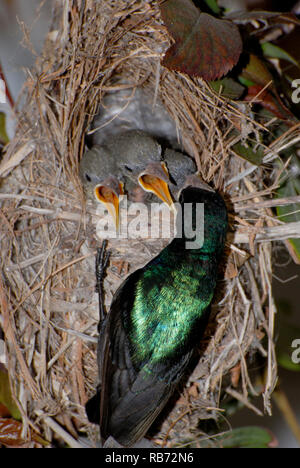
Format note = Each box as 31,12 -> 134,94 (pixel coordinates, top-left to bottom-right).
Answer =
85,173 -> 92,182
124,165 -> 133,173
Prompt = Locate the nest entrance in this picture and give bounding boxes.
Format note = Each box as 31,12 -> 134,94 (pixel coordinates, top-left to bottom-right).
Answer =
0,0 -> 280,447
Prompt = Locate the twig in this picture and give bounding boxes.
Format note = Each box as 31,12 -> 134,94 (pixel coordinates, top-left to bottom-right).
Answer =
0,273 -> 39,398
0,141 -> 35,178
233,221 -> 300,244
226,387 -> 263,417
235,195 -> 300,211
162,409 -> 191,447
35,410 -> 84,448
260,244 -> 278,414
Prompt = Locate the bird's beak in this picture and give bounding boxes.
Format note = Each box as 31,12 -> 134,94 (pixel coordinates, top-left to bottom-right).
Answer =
180,174 -> 215,194
138,162 -> 175,210
94,177 -> 124,230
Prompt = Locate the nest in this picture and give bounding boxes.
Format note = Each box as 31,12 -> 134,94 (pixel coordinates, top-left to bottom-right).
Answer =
2,0 -> 298,447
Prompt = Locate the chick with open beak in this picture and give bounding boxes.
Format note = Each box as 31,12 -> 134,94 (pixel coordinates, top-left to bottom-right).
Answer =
79,130 -> 197,227
138,161 -> 174,209
107,130 -> 174,209
79,144 -> 124,229
80,131 -> 175,219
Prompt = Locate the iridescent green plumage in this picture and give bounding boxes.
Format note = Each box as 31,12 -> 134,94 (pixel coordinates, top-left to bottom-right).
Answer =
86,183 -> 227,447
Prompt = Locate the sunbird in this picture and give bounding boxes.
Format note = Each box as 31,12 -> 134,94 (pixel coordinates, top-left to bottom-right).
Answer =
86,174 -> 227,447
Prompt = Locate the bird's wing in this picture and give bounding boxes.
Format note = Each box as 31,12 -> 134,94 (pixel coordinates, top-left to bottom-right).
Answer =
98,269 -> 191,446
98,271 -> 139,443
107,365 -> 176,446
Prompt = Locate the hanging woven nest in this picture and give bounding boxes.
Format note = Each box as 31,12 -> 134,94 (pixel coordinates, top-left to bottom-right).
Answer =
2,0 -> 295,447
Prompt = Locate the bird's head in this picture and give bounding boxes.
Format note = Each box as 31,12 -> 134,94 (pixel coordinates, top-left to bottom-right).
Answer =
178,174 -> 215,197
175,174 -> 227,252
109,130 -> 174,209
79,145 -> 124,229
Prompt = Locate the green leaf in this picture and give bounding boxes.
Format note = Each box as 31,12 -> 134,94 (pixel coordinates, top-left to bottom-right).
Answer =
276,157 -> 300,261
238,75 -> 255,88
0,112 -> 9,144
215,426 -> 276,448
0,368 -> 21,420
203,0 -> 221,14
209,78 -> 245,99
277,349 -> 300,372
240,54 -> 274,90
232,140 -> 264,166
262,42 -> 300,69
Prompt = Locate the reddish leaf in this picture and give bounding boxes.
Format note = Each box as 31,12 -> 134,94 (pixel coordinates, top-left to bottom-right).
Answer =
0,403 -> 11,418
0,418 -> 48,447
245,85 -> 296,124
160,0 -> 242,80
